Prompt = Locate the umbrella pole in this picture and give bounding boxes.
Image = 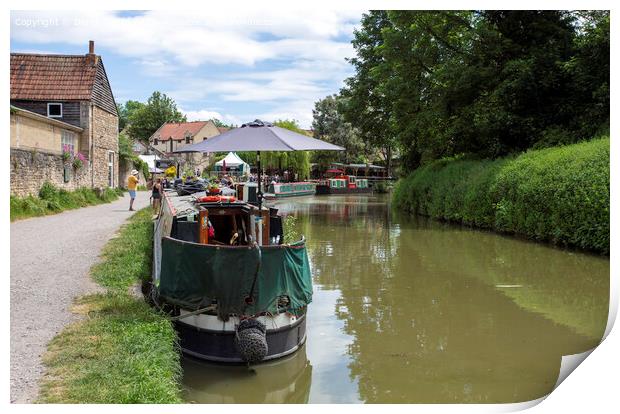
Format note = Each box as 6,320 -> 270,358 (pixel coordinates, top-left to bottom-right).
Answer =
256,150 -> 262,210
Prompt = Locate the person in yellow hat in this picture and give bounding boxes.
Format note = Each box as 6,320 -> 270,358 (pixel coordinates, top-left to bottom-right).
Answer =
127,169 -> 139,211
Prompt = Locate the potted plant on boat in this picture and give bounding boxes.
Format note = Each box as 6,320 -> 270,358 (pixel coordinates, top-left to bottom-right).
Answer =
207,183 -> 221,195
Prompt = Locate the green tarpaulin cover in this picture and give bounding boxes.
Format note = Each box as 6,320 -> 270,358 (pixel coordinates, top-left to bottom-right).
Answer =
158,237 -> 313,318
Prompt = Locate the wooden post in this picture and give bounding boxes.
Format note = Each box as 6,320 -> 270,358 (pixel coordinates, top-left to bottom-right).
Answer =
199,208 -> 209,244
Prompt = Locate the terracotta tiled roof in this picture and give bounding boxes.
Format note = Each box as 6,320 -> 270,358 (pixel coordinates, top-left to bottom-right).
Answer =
10,53 -> 99,101
217,127 -> 231,134
153,121 -> 210,141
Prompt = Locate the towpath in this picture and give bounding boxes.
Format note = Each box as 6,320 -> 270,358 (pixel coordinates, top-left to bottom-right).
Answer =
10,192 -> 150,403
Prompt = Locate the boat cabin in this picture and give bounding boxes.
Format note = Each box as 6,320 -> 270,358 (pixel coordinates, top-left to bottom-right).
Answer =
165,191 -> 283,247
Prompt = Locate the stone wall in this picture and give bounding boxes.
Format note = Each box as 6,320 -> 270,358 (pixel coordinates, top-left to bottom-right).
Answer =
90,106 -> 119,188
119,158 -> 148,190
10,148 -> 92,197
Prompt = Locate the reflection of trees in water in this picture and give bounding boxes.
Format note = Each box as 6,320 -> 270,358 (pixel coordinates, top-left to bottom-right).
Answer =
182,345 -> 312,403
392,212 -> 609,341
287,197 -> 608,403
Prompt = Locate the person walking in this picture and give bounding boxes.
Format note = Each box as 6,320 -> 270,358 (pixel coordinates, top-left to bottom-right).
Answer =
152,178 -> 162,214
127,169 -> 139,211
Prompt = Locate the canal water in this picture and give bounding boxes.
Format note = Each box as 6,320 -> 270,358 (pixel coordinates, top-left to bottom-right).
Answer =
182,194 -> 609,403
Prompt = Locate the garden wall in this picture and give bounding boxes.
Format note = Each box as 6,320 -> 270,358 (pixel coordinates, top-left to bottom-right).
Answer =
10,148 -> 92,197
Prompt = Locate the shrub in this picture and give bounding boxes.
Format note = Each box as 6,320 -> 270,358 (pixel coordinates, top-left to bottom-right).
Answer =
11,182 -> 124,221
394,137 -> 609,253
374,181 -> 390,194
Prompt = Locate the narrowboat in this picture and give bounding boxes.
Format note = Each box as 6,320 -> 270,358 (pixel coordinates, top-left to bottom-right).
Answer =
315,175 -> 371,195
150,189 -> 312,363
263,182 -> 317,200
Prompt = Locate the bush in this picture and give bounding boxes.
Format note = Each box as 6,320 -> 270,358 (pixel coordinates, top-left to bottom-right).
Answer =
394,137 -> 609,253
373,181 -> 390,194
11,182 -> 124,221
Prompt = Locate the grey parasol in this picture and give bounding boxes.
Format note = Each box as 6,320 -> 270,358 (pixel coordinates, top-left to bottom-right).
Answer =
174,119 -> 344,153
174,119 -> 343,208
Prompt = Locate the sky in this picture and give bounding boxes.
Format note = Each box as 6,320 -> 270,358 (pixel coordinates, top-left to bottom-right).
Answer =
10,9 -> 364,128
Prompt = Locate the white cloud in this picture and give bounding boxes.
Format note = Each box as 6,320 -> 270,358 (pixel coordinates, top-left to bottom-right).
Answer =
180,108 -> 242,126
11,9 -> 362,130
11,10 -> 360,67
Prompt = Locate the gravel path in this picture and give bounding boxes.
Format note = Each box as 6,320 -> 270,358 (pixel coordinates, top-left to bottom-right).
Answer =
10,192 -> 150,403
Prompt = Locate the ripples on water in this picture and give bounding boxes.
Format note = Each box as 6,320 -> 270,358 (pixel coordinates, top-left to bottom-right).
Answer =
182,194 -> 609,403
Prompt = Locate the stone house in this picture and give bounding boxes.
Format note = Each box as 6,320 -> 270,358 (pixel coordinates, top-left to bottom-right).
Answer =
10,41 -> 119,196
149,120 -> 220,174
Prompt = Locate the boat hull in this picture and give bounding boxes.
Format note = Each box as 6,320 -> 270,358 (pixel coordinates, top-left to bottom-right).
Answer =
315,185 -> 372,195
175,314 -> 307,363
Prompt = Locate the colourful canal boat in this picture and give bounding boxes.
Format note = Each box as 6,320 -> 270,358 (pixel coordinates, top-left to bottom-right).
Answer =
315,175 -> 371,195
263,182 -> 317,200
151,189 -> 312,363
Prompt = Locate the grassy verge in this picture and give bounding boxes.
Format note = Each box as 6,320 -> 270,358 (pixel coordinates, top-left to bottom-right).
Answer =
38,208 -> 183,403
10,181 -> 124,222
393,137 -> 609,253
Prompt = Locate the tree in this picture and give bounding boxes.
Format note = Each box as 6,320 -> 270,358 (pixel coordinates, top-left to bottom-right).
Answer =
340,11 -> 398,174
312,94 -> 366,168
341,10 -> 609,172
209,118 -> 237,128
117,100 -> 145,132
126,92 -> 186,142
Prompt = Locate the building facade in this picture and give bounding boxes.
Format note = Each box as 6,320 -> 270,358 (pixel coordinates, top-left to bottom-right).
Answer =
10,41 -> 119,196
149,120 -> 221,173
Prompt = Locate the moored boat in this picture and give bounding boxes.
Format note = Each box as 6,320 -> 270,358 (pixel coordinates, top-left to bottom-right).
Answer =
263,182 -> 316,200
315,175 -> 371,195
151,189 -> 312,363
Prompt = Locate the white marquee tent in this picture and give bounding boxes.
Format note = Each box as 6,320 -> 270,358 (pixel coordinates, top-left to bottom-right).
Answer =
215,152 -> 250,174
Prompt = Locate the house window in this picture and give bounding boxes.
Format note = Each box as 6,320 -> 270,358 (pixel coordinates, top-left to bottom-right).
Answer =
107,151 -> 115,188
185,136 -> 192,144
154,139 -> 159,145
61,130 -> 76,154
47,103 -> 63,118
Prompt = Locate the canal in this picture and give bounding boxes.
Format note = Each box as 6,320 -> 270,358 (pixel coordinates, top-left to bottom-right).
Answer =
182,194 -> 609,403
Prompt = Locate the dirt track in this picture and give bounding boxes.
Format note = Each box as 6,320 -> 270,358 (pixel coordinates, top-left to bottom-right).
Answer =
10,193 -> 150,403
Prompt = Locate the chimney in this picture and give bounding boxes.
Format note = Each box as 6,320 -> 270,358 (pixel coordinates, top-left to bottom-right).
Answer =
86,40 -> 97,66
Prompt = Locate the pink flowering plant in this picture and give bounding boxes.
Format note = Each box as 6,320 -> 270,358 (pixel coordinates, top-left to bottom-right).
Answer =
72,152 -> 87,170
61,144 -> 72,162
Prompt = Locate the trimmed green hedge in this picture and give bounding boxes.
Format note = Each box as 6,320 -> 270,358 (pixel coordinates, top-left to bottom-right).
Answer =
393,137 -> 609,253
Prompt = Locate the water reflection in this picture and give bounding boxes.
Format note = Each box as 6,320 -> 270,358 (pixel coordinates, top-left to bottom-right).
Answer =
183,345 -> 312,403
182,194 -> 609,404
279,195 -> 608,403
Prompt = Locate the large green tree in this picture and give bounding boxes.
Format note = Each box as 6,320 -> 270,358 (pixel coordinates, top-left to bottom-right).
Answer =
126,92 -> 186,142
340,10 -> 609,171
312,94 -> 366,168
341,10 -> 398,174
116,100 -> 145,132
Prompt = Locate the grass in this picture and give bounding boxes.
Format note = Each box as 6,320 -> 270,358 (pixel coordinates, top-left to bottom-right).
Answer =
91,209 -> 154,290
10,181 -> 124,221
38,208 -> 183,403
393,137 -> 609,253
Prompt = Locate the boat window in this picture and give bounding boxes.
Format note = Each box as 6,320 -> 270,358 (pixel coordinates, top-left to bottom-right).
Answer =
206,209 -> 250,246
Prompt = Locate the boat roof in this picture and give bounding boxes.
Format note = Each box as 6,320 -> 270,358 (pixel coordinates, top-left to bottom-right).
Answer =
163,189 -> 264,219
164,190 -> 202,218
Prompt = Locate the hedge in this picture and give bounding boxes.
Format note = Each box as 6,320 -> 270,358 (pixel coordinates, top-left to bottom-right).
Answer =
393,137 -> 609,253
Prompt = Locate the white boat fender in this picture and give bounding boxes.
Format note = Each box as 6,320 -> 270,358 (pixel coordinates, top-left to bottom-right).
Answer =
235,318 -> 268,364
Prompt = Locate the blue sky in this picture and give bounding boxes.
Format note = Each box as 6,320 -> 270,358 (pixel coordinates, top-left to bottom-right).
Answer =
10,10 -> 363,128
